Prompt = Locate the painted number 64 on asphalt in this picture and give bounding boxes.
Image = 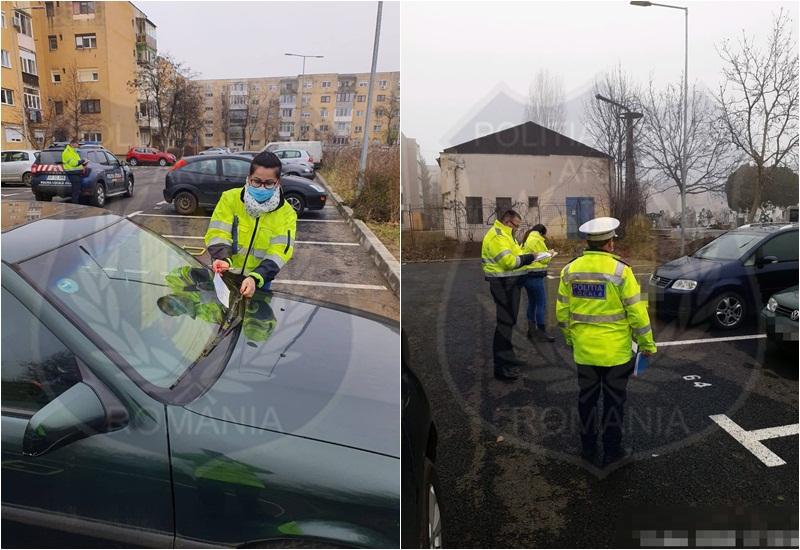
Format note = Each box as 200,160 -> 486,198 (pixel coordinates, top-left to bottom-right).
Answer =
684,374 -> 712,388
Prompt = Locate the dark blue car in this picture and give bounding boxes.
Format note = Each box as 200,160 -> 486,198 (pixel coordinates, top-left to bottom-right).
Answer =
649,223 -> 799,329
30,145 -> 134,208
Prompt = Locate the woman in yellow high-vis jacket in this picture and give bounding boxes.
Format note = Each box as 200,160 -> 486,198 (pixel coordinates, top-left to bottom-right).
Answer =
519,224 -> 556,342
204,151 -> 297,299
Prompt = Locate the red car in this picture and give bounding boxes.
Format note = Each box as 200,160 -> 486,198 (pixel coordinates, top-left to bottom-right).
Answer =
126,147 -> 176,166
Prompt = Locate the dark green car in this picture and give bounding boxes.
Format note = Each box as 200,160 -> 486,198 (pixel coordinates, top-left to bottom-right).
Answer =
1,201 -> 399,548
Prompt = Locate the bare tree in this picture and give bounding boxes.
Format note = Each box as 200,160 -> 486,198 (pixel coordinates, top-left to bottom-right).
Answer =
716,9 -> 799,222
375,88 -> 400,145
525,69 -> 567,133
171,79 -> 204,151
639,80 -> 738,203
218,84 -> 230,148
261,95 -> 280,145
57,64 -> 101,140
583,65 -> 641,218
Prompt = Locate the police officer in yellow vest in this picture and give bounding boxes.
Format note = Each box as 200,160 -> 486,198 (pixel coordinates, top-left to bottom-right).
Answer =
482,209 -> 537,381
520,224 -> 557,342
204,151 -> 297,298
62,138 -> 87,205
556,217 -> 656,466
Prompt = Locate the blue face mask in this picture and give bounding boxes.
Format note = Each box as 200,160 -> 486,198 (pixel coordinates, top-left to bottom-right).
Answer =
247,185 -> 275,203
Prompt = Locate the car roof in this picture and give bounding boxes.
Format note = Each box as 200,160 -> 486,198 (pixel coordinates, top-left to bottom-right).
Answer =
1,201 -> 125,264
729,223 -> 798,234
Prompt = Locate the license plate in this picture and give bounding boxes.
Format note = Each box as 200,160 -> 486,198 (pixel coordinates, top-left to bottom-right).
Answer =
46,175 -> 67,183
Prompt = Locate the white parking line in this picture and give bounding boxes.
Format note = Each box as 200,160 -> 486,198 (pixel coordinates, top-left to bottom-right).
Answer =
656,334 -> 767,347
273,280 -> 388,291
709,414 -> 798,467
156,200 -> 167,205
161,234 -> 358,246
2,192 -> 24,197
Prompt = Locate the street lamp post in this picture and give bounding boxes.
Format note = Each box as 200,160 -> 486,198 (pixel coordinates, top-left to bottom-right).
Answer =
631,0 -> 689,255
358,1 -> 383,194
285,53 -> 324,140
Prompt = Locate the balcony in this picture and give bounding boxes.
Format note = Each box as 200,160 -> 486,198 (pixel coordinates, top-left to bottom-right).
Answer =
22,72 -> 39,87
27,109 -> 42,123
136,33 -> 157,51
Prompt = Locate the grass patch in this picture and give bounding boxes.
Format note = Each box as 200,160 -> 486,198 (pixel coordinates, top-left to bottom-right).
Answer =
367,221 -> 400,260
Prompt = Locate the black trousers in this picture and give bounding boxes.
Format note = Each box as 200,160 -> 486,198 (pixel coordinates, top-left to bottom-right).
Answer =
488,276 -> 522,367
67,171 -> 83,204
576,361 -> 633,455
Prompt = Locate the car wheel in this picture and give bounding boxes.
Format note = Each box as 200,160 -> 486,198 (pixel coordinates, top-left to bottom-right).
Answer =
33,191 -> 52,202
124,176 -> 134,197
159,158 -> 166,166
129,158 -> 138,166
711,291 -> 746,330
420,458 -> 444,549
284,192 -> 306,216
92,182 -> 106,208
174,191 -> 199,215
22,172 -> 32,186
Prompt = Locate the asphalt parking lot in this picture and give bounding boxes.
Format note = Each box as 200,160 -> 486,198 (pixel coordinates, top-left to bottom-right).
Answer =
403,259 -> 798,548
1,166 -> 398,320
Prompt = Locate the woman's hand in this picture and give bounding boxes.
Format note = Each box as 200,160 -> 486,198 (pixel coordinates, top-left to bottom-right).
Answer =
212,259 -> 229,274
240,276 -> 256,298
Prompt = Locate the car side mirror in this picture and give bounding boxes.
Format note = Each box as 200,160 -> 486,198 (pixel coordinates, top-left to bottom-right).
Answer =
756,255 -> 778,268
22,381 -> 128,457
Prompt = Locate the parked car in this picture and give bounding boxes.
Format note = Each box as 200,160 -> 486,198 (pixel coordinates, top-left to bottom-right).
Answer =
30,144 -> 134,207
164,154 -> 326,216
126,147 -> 176,166
649,223 -> 799,330
1,200 -> 399,548
234,151 -> 315,179
197,147 -> 231,155
1,149 -> 39,185
264,141 -> 323,168
762,286 -> 799,348
401,334 -> 443,549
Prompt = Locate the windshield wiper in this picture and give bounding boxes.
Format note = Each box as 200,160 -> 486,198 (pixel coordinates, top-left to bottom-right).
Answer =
168,289 -> 245,390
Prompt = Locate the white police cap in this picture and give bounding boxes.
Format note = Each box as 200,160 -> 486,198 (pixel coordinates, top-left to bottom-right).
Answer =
579,217 -> 620,241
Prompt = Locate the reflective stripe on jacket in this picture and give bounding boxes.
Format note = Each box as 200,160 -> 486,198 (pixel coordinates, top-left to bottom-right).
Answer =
204,188 -> 297,288
481,220 -> 527,278
556,250 -> 656,366
520,230 -> 551,274
62,145 -> 82,171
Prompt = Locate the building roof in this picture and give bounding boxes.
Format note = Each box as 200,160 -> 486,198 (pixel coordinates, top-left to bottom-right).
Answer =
443,121 -> 610,159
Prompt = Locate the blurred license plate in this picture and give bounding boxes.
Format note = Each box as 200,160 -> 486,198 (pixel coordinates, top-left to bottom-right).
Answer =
46,175 -> 68,183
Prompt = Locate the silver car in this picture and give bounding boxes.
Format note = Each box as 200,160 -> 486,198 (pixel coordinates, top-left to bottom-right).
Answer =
198,147 -> 231,155
1,150 -> 40,185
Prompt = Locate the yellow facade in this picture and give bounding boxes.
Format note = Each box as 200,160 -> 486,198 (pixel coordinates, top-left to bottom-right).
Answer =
1,2 -> 39,150
197,71 -> 400,150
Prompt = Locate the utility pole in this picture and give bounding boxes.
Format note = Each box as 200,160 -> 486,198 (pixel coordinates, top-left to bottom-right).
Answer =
357,1 -> 383,194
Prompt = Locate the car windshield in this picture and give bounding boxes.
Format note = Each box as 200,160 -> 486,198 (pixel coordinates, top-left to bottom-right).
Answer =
18,220 -> 227,389
692,232 -> 762,260
38,150 -> 88,164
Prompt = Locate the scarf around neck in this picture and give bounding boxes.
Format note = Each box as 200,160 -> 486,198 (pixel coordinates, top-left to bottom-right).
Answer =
243,185 -> 281,218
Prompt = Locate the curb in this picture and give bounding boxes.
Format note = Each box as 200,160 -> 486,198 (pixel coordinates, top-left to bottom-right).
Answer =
315,173 -> 400,296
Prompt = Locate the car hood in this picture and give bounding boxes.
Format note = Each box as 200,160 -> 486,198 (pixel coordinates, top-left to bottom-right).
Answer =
185,294 -> 400,458
773,285 -> 799,307
656,255 -> 727,281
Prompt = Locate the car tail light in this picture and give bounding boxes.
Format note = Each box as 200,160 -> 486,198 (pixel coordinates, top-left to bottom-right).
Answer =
169,159 -> 187,172
307,156 -> 314,163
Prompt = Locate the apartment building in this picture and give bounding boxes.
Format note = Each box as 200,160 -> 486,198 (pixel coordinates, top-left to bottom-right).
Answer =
0,2 -> 153,153
1,2 -> 43,150
197,70 -> 400,151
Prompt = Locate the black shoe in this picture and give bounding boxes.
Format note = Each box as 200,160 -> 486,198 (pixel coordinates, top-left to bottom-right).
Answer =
602,447 -> 633,467
505,357 -> 526,367
494,367 -> 519,381
536,328 -> 556,343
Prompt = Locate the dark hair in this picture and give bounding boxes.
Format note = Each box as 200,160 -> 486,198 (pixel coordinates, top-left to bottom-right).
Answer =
69,137 -> 79,144
249,151 -> 282,176
587,238 -> 613,251
522,223 -> 547,244
500,209 -> 521,223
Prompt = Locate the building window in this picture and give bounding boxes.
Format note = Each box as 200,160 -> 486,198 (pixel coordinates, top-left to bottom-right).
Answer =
303,80 -> 312,89
15,11 -> 33,36
466,197 -> 484,225
5,127 -> 23,142
301,111 -> 310,119
204,133 -> 213,138
319,124 -> 328,132
300,124 -> 310,133
528,196 -> 539,208
24,87 -> 41,110
80,99 -> 100,113
357,95 -> 366,102
1,11 -> 5,29
1,88 -> 14,105
320,108 -> 328,118
335,108 -> 352,117
205,106 -> 213,111
379,79 -> 388,89
47,35 -> 58,50
356,110 -> 364,117
354,125 -> 363,133
75,33 -> 97,49
203,119 -> 213,125
377,95 -> 386,102
321,81 -> 330,88
73,2 -> 95,15
373,124 -> 382,132
45,2 -> 55,16
19,53 -> 37,75
54,100 -> 63,115
359,80 -> 368,87
269,84 -> 277,91
495,197 -> 512,219
1,50 -> 10,68
279,122 -> 294,133
82,131 -> 102,142
281,108 -> 293,117
49,71 -> 61,83
321,96 -> 330,103
205,92 -> 213,97
336,92 -> 354,102
301,94 -> 310,105
77,69 -> 99,82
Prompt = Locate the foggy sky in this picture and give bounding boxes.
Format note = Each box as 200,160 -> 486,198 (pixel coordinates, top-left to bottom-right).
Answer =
133,1 -> 400,79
